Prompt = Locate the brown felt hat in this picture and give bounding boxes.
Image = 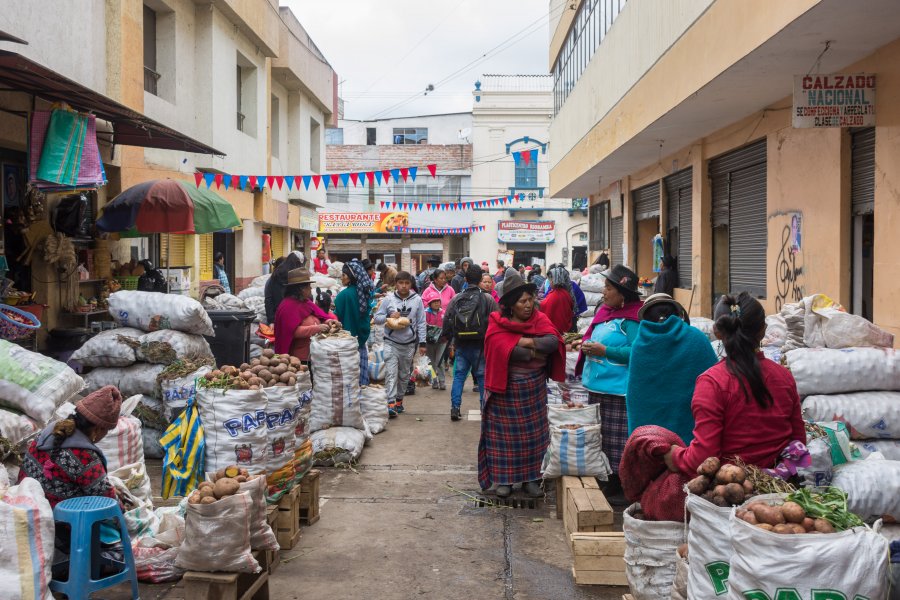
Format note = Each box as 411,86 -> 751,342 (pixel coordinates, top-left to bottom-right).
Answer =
286,268 -> 313,286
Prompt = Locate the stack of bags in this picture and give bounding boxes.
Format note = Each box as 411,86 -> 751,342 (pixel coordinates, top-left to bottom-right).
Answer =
0,339 -> 85,477
576,273 -> 605,333
309,332 -> 371,465
80,291 -> 215,458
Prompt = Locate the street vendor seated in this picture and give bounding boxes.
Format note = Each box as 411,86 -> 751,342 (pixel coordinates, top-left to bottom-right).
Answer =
274,267 -> 340,364
663,292 -> 806,476
18,385 -> 125,565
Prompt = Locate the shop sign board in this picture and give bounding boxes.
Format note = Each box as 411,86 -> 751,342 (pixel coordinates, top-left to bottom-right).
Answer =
497,220 -> 555,244
793,74 -> 875,128
318,212 -> 409,234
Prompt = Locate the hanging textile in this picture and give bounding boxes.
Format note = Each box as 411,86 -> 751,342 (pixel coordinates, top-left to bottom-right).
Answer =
159,395 -> 205,499
36,109 -> 88,186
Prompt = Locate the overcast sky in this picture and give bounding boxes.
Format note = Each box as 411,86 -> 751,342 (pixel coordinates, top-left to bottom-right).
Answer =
283,0 -> 551,120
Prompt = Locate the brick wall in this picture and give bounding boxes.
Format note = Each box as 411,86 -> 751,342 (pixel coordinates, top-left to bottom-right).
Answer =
326,144 -> 473,172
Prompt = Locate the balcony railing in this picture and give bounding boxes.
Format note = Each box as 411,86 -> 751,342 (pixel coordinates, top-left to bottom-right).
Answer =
144,66 -> 161,96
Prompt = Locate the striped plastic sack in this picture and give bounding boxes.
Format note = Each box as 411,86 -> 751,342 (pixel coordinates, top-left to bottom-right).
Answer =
95,415 -> 144,473
540,424 -> 612,479
36,109 -> 87,186
0,477 -> 54,600
160,396 -> 205,499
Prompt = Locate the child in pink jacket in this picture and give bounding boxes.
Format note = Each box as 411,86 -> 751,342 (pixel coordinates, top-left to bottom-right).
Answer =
421,287 -> 448,390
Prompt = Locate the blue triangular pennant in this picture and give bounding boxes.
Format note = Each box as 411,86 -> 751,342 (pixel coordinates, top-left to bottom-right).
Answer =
323,175 -> 331,190
302,175 -> 311,190
339,173 -> 350,187
239,175 -> 248,191
390,168 -> 400,183
284,176 -> 294,190
512,151 -> 521,166
222,175 -> 230,190
375,171 -> 383,185
409,167 -> 417,181
203,173 -> 215,188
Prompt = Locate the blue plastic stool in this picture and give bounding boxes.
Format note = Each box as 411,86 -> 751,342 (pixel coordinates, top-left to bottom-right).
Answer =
50,496 -> 140,600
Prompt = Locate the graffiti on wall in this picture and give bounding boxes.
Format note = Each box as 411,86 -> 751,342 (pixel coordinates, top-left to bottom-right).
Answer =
774,211 -> 804,312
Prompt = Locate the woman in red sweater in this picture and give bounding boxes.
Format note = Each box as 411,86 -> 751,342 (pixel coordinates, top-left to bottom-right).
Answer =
540,264 -> 576,334
663,292 -> 805,475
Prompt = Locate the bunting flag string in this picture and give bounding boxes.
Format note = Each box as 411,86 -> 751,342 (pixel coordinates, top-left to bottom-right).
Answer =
512,149 -> 539,167
379,193 -> 524,212
395,225 -> 485,234
192,164 -> 437,190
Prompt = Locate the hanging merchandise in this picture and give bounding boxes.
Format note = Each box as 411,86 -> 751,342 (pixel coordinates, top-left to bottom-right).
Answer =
381,194 -> 524,212
194,164 -> 437,190
36,107 -> 88,186
159,395 -> 205,499
30,109 -> 106,191
652,234 -> 664,273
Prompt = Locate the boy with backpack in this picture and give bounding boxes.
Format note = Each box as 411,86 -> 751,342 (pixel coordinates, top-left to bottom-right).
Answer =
441,265 -> 499,421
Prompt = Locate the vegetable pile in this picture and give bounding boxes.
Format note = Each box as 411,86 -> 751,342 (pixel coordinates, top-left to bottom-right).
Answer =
686,457 -> 756,506
199,349 -> 309,390
563,332 -> 583,352
187,465 -> 252,505
735,488 -> 863,534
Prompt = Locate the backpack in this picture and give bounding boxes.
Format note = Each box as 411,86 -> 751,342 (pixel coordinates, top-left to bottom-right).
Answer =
450,290 -> 488,341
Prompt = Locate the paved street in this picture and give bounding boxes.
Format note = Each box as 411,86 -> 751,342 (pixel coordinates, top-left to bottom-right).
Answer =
134,384 -> 626,600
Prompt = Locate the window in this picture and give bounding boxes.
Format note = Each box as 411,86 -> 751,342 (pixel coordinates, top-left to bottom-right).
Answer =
325,128 -> 344,145
236,52 -> 257,136
309,118 -> 321,172
392,128 -> 428,145
515,161 -> 537,188
366,127 -> 376,145
326,188 -> 349,204
236,66 -> 242,130
143,5 -> 159,95
393,176 -> 461,203
270,95 -> 280,158
589,202 -> 609,251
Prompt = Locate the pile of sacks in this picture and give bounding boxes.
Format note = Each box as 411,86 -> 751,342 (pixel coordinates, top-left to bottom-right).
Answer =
576,273 -> 605,333
78,291 -> 215,458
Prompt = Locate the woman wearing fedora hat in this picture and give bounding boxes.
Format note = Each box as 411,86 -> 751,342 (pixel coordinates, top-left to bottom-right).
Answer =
479,268 -> 566,498
274,268 -> 340,364
576,264 -> 643,504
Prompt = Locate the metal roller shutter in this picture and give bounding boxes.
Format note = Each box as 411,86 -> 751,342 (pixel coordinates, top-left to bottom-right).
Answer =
610,216 -> 624,266
851,128 -> 875,216
710,138 -> 767,297
664,168 -> 692,289
632,181 -> 660,221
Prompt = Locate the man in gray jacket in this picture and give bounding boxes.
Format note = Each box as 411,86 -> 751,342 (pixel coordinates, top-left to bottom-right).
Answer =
373,271 -> 427,416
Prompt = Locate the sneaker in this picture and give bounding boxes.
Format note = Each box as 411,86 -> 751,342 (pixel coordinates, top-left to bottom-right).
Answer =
431,381 -> 440,390
450,407 -> 461,421
439,382 -> 446,390
395,399 -> 405,414
388,404 -> 398,418
471,385 -> 478,393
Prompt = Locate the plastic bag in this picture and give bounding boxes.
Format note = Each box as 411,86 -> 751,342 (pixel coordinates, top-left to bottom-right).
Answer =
622,503 -> 683,600
175,491 -> 260,573
160,398 -> 205,499
0,477 -> 54,600
832,458 -> 900,520
685,493 -> 733,598
70,327 -> 142,367
309,335 -> 364,432
109,290 -> 215,336
541,424 -> 611,479
0,340 -> 84,423
728,493 -> 890,599
784,347 -> 900,396
95,415 -> 144,473
359,385 -> 389,435
803,391 -> 900,439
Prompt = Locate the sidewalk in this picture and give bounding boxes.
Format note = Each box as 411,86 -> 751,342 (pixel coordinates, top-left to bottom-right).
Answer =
137,383 -> 627,599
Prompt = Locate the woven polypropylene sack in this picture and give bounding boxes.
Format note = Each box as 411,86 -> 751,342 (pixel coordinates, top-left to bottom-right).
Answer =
0,477 -> 54,600
70,327 -> 142,367
803,391 -> 900,439
622,503 -> 684,600
197,387 -> 268,476
541,424 -> 611,479
0,408 -> 39,445
109,290 -> 214,336
239,475 -> 278,551
0,340 -> 84,423
311,426 -> 365,466
685,493 -> 733,599
547,403 -> 599,427
831,458 -> 900,520
309,335 -> 364,432
359,385 -> 389,435
670,552 -> 688,600
84,363 -> 165,399
175,491 -> 260,573
784,347 -> 900,396
95,415 -> 144,473
136,330 -> 213,364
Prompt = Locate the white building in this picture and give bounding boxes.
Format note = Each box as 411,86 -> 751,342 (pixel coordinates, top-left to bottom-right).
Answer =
470,75 -> 588,271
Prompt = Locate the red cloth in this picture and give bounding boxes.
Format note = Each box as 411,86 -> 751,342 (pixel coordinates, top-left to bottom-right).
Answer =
620,425 -> 690,522
540,288 -> 574,334
273,296 -> 330,355
671,354 -> 806,476
483,311 -> 565,393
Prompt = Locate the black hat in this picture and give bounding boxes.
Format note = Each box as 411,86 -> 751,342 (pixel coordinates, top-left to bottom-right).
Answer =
603,264 -> 640,299
638,293 -> 690,323
427,255 -> 442,266
500,267 -> 536,304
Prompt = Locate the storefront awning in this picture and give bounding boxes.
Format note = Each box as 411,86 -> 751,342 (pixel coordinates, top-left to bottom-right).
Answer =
0,29 -> 28,44
0,50 -> 224,156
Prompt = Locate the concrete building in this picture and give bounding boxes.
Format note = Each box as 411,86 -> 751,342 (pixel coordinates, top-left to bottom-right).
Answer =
470,74 -> 587,271
325,113 -> 473,272
549,0 -> 900,340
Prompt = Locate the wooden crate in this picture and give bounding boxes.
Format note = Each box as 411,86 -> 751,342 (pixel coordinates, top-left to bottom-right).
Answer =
264,506 -> 280,573
556,476 -> 601,522
570,532 -> 627,586
182,550 -> 270,600
275,485 -> 301,550
298,469 -> 320,526
560,476 -> 614,535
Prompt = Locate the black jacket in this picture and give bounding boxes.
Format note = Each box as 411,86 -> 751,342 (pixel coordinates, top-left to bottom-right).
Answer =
441,288 -> 499,347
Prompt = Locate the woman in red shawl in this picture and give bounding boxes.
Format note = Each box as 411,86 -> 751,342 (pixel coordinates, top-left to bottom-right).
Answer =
480,268 -> 566,498
540,264 -> 576,333
274,268 -> 340,364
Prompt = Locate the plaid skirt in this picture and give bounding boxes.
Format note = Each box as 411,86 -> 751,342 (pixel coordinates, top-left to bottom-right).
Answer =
589,392 -> 628,474
478,367 -> 549,489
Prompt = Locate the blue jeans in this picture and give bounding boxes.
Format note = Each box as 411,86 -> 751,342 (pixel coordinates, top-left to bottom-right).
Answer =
451,344 -> 485,410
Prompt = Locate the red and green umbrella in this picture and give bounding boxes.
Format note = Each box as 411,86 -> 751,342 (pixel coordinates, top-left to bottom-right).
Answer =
97,179 -> 240,235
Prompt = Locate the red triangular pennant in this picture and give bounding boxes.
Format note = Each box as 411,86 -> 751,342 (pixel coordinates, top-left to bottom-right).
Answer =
274,176 -> 284,190
521,151 -> 531,166
213,173 -> 224,189
350,172 -> 359,187
400,167 -> 409,182
312,175 -> 321,189
427,164 -> 437,178
265,176 -> 275,189
194,172 -> 203,187
248,175 -> 258,189
331,174 -> 339,188
231,175 -> 240,190
366,172 -> 375,186
381,169 -> 391,184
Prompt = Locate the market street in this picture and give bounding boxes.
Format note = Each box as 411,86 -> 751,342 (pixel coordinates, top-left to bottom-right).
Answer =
133,385 -> 627,600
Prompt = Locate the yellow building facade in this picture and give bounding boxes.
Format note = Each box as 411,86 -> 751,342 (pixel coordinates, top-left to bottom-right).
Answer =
549,0 -> 900,340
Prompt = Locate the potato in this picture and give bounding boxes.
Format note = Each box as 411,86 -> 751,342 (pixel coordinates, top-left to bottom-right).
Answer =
789,523 -> 807,534
213,477 -> 240,499
711,496 -> 728,507
273,364 -> 288,376
235,475 -> 247,483
780,501 -> 806,524
751,504 -> 786,526
204,371 -> 215,380
238,380 -> 250,389
224,465 -> 240,478
289,356 -> 302,367
742,479 -> 754,494
288,376 -> 297,386
210,369 -> 223,378
240,363 -> 251,371
198,480 -> 214,490
198,488 -> 215,500
222,365 -> 238,377
697,456 -> 721,477
772,523 -> 795,535
263,348 -> 275,358
715,464 -> 746,485
259,356 -> 271,367
713,484 -> 728,498
701,491 -> 716,503
200,496 -> 216,505
299,365 -> 309,372
279,371 -> 293,384
248,377 -> 263,387
686,475 -> 709,495
756,523 -> 774,531
240,370 -> 253,380
802,517 -> 815,531
250,385 -> 260,390
250,358 -> 261,367
188,493 -> 202,504
723,483 -> 745,506
740,510 -> 758,525
814,518 -> 835,533
250,365 -> 264,375
258,369 -> 272,381
214,468 -> 227,481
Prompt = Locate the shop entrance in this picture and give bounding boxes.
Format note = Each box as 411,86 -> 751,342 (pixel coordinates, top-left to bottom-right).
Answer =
507,244 -> 546,268
571,246 -> 587,271
850,127 -> 875,321
1,150 -> 30,293
213,231 -> 235,290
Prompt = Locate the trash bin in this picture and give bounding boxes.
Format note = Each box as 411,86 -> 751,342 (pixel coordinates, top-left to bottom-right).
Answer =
204,310 -> 256,367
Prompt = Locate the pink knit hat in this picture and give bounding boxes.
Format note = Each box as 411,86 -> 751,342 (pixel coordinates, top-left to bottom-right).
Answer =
76,385 -> 122,432
421,286 -> 443,306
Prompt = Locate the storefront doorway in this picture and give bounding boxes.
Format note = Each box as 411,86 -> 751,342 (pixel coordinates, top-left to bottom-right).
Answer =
850,127 -> 875,321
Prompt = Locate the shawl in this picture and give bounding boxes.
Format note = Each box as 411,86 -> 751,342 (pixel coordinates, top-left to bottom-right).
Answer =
274,296 -> 329,354
576,299 -> 643,376
620,425 -> 690,522
345,259 -> 374,315
547,264 -> 577,308
540,288 -> 574,334
484,310 -> 565,393
626,315 -> 718,443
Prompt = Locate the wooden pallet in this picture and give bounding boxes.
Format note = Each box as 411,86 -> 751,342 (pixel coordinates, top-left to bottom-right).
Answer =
182,551 -> 270,600
275,486 -> 301,550
570,532 -> 627,586
298,469 -> 320,526
559,476 -> 614,535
